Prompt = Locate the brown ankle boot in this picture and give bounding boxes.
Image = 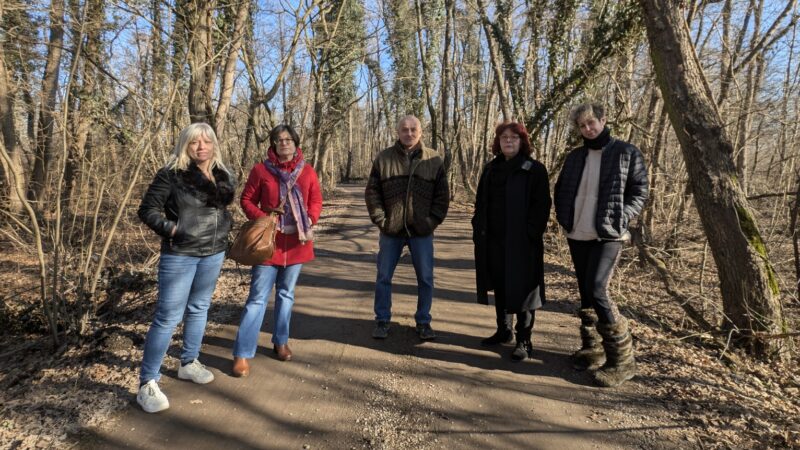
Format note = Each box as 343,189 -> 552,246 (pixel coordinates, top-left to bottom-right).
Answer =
273,344 -> 292,361
232,357 -> 250,377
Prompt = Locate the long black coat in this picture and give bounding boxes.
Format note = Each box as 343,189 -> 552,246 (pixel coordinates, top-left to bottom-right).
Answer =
472,155 -> 551,312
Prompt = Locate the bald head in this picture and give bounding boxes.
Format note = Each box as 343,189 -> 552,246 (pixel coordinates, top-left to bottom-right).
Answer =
396,115 -> 422,150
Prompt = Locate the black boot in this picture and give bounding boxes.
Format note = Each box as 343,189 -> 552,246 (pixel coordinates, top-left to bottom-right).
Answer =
481,328 -> 513,346
511,311 -> 534,361
593,317 -> 637,387
511,339 -> 532,361
571,308 -> 606,371
482,309 -> 513,346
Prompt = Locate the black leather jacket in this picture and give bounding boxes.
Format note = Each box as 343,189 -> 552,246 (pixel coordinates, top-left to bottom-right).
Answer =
138,164 -> 235,256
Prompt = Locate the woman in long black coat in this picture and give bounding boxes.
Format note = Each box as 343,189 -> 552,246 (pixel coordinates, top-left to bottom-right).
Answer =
472,122 -> 552,361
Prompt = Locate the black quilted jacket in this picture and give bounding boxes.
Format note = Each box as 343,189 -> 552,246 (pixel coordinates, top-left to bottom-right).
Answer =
553,139 -> 649,240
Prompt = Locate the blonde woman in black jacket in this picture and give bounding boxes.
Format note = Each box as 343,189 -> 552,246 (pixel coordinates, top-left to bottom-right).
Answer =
136,123 -> 235,412
554,102 -> 649,387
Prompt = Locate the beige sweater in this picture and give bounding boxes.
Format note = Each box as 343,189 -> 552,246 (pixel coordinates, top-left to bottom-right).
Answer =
567,149 -> 603,240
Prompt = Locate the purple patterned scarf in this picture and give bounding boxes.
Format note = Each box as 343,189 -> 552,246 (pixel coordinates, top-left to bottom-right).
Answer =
263,158 -> 313,242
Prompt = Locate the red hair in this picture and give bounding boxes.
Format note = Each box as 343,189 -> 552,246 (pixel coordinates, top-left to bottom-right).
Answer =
491,122 -> 532,156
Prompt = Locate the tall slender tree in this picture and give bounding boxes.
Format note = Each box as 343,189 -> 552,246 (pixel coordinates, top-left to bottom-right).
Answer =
28,0 -> 66,205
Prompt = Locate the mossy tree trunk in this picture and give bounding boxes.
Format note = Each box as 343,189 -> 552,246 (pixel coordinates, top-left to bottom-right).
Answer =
639,0 -> 786,359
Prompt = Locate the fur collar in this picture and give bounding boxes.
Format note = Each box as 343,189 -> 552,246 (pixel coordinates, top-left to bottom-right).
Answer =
177,164 -> 235,208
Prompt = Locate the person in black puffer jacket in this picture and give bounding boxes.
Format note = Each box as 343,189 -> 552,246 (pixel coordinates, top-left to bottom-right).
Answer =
135,122 -> 235,413
554,102 -> 648,387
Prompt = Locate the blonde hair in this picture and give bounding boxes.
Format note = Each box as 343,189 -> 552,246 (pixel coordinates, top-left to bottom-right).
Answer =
166,123 -> 228,173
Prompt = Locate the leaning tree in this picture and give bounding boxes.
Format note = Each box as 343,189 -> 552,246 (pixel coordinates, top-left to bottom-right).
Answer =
639,0 -> 788,359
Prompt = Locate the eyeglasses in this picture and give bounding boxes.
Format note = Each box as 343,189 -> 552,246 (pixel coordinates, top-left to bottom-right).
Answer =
500,135 -> 520,141
275,139 -> 294,144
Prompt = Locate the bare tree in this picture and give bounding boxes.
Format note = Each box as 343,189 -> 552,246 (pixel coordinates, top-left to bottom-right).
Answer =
640,0 -> 787,359
28,0 -> 66,205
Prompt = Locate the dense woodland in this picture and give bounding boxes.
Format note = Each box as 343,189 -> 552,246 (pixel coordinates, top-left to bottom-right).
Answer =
0,0 -> 798,363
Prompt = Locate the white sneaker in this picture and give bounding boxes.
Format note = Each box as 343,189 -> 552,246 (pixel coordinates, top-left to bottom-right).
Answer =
177,359 -> 215,384
137,380 -> 169,413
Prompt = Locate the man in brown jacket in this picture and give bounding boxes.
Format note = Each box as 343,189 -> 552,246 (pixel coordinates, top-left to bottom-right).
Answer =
365,115 -> 450,340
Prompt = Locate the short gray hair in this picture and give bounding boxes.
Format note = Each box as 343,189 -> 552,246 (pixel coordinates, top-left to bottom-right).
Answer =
396,115 -> 421,131
568,102 -> 605,127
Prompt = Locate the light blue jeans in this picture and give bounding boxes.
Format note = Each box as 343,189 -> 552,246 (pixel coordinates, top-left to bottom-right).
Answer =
374,233 -> 434,325
139,251 -> 225,385
233,264 -> 303,358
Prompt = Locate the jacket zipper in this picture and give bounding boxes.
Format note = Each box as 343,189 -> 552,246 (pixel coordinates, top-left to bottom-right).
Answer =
404,155 -> 420,236
211,212 -> 218,253
170,218 -> 180,249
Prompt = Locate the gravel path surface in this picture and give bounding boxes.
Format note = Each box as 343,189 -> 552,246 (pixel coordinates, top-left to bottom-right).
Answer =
81,185 -> 688,449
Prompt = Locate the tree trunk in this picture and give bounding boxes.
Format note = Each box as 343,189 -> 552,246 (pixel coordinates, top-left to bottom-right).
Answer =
733,0 -> 768,196
28,0 -> 66,204
0,34 -> 24,213
186,0 -> 214,124
475,0 -> 511,121
63,0 -> 105,214
213,0 -> 249,137
413,0 -> 439,149
439,0 -> 453,167
640,0 -> 786,359
792,175 -> 800,301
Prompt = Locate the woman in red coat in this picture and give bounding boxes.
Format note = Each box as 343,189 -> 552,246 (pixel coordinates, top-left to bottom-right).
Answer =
232,125 -> 322,377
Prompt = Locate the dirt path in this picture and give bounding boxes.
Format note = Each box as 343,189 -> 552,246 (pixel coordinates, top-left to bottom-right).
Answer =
86,185 -> 686,449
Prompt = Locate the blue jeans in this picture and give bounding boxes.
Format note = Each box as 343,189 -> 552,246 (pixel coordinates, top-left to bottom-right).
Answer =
374,233 -> 434,325
139,251 -> 225,385
233,263 -> 303,358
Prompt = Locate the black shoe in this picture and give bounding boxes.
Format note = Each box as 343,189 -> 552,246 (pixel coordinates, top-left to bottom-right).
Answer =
415,323 -> 436,340
511,340 -> 533,361
481,329 -> 513,346
372,321 -> 390,339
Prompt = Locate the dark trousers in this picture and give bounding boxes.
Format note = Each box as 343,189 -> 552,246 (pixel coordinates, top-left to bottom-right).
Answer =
567,239 -> 623,324
489,241 -> 536,341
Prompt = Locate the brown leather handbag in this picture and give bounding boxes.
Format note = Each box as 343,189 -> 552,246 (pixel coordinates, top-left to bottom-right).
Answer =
228,212 -> 279,265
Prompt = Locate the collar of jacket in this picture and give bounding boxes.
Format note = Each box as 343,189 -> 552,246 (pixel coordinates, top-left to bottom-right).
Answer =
392,140 -> 423,158
582,126 -> 612,149
577,138 -> 618,160
490,151 -> 531,171
178,163 -> 235,207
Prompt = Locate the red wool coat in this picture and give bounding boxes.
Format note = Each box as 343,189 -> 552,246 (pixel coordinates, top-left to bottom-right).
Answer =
240,155 -> 323,267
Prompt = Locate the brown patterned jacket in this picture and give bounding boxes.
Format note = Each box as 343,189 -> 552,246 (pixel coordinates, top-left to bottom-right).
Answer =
365,141 -> 449,237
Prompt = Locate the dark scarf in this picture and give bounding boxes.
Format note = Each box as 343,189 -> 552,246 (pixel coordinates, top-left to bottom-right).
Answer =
178,163 -> 235,208
264,147 -> 313,241
583,126 -> 612,150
